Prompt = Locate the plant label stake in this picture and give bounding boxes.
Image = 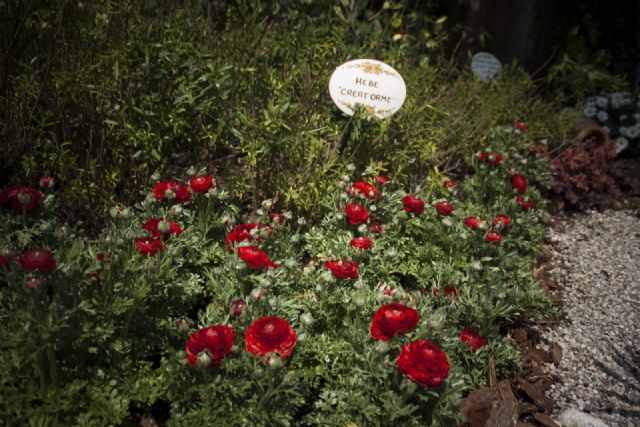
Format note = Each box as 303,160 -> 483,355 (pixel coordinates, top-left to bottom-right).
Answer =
328,59 -> 406,119
471,52 -> 502,82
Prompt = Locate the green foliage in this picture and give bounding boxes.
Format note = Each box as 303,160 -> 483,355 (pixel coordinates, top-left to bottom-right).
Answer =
1,0 -> 572,228
0,124 -> 553,424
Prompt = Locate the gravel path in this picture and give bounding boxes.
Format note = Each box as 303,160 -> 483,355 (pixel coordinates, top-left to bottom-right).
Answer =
540,209 -> 640,427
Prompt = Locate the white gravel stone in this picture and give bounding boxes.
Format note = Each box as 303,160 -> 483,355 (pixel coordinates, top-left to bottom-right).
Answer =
538,210 -> 640,427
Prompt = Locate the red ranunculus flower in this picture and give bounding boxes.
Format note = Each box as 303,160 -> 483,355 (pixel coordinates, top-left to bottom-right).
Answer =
25,276 -> 45,292
345,203 -> 369,225
491,152 -> 504,166
369,222 -> 385,234
39,176 -> 54,189
135,237 -> 164,257
97,252 -> 106,263
370,303 -> 420,341
402,195 -> 424,215
324,259 -> 359,279
225,223 -> 257,249
479,152 -> 488,162
20,248 -> 56,273
433,286 -> 458,298
460,327 -> 486,351
0,255 -> 9,269
350,236 -> 372,250
238,245 -> 278,270
485,232 -> 502,244
186,325 -> 236,368
270,213 -> 285,225
516,196 -> 535,210
443,179 -> 456,188
245,316 -> 297,361
151,180 -> 191,203
190,175 -> 214,193
376,175 -> 390,185
463,216 -> 480,230
4,186 -> 42,215
510,174 -> 528,194
493,214 -> 510,228
397,340 -> 450,388
143,218 -> 182,239
435,201 -> 454,216
514,120 -> 528,133
350,181 -> 378,199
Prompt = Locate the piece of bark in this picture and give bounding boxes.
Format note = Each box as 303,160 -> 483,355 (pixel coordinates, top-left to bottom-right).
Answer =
461,387 -> 499,427
516,422 -> 536,427
488,356 -> 497,388
530,349 -> 553,364
551,343 -> 563,365
486,381 -> 519,427
518,402 -> 538,415
516,378 -> 555,412
513,329 -> 529,349
532,412 -> 560,427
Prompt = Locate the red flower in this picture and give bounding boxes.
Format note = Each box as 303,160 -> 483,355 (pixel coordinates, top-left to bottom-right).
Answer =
516,196 -> 535,210
151,180 -> 191,203
402,195 -> 425,215
435,201 -> 454,216
443,180 -> 456,188
397,340 -> 450,388
135,237 -> 164,257
4,186 -> 42,215
225,224 -> 257,249
186,325 -> 236,368
460,327 -> 486,351
492,214 -> 510,228
270,213 -> 285,225
350,181 -> 378,199
510,174 -> 528,194
350,236 -> 372,250
370,303 -> 420,341
433,286 -> 458,298
376,175 -> 390,185
514,120 -> 528,133
20,248 -> 56,273
0,255 -> 9,269
230,299 -> 247,317
369,222 -> 385,234
238,245 -> 278,270
463,217 -> 480,230
189,175 -> 214,193
324,259 -> 359,279
39,176 -> 54,189
479,152 -> 503,166
97,252 -> 106,263
143,218 -> 182,239
485,232 -> 502,244
245,317 -> 297,361
345,203 -> 369,225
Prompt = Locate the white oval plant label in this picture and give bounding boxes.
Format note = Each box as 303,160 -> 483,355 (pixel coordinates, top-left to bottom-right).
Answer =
471,52 -> 501,81
329,59 -> 406,119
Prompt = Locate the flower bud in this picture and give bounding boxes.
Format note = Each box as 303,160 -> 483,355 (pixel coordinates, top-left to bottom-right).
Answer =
186,166 -> 197,176
369,204 -> 377,212
150,171 -> 161,181
164,189 -> 176,200
427,308 -> 447,330
268,297 -> 279,308
346,163 -> 356,171
0,246 -> 12,257
268,355 -> 284,370
230,299 -> 247,317
290,234 -> 300,243
259,227 -> 271,239
251,288 -> 267,302
374,341 -> 389,354
297,217 -> 306,226
336,213 -> 344,220
196,349 -> 213,368
357,224 -> 367,234
297,332 -> 307,342
477,220 -> 488,230
39,176 -> 54,189
25,276 -> 44,292
261,199 -> 273,210
169,204 -> 183,216
352,291 -> 366,307
175,316 -> 194,333
256,208 -> 264,216
299,312 -> 314,327
321,271 -> 335,283
472,261 -> 483,271
157,220 -> 171,234
175,350 -> 187,362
